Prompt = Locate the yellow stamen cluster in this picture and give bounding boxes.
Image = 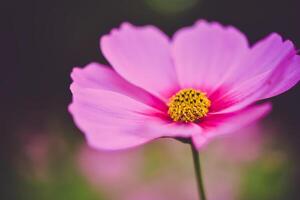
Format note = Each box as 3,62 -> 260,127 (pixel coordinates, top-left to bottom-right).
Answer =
168,88 -> 211,123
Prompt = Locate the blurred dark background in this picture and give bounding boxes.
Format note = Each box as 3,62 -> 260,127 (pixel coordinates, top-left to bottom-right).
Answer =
2,0 -> 300,199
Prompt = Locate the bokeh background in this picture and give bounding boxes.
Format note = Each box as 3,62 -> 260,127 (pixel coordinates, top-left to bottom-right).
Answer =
3,0 -> 300,199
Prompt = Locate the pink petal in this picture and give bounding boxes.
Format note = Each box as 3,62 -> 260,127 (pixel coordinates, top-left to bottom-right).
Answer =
192,103 -> 272,150
172,20 -> 249,92
211,33 -> 297,113
70,62 -> 167,111
69,84 -> 201,150
100,23 -> 179,101
172,21 -> 298,114
227,33 -> 294,83
263,55 -> 300,98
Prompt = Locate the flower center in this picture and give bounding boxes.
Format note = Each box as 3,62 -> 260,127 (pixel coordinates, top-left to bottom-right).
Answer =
168,88 -> 211,123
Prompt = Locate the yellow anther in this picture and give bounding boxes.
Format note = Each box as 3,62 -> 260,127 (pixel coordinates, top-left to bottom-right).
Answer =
168,88 -> 211,123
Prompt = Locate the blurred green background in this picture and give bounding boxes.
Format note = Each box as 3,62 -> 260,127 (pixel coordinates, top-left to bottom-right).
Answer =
3,0 -> 300,199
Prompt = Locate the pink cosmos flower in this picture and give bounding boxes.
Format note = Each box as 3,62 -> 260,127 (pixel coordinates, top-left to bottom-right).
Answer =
69,20 -> 300,150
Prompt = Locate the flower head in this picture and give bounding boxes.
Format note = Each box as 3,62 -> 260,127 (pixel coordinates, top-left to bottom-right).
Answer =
168,88 -> 211,122
69,20 -> 300,150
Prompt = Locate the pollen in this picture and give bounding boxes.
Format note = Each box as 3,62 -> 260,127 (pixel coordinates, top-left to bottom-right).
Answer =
168,88 -> 211,123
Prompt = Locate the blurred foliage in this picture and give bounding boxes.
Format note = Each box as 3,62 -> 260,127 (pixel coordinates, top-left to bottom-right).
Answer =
14,124 -> 102,200
144,0 -> 200,15
240,152 -> 292,200
20,167 -> 101,200
12,126 -> 296,200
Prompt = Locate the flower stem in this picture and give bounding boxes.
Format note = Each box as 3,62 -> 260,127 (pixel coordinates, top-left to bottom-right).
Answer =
191,144 -> 207,200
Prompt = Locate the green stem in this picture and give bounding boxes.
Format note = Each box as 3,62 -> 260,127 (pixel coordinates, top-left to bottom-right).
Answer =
191,144 -> 207,200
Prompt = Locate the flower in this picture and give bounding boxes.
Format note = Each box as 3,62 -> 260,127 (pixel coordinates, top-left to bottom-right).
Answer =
69,20 -> 300,150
